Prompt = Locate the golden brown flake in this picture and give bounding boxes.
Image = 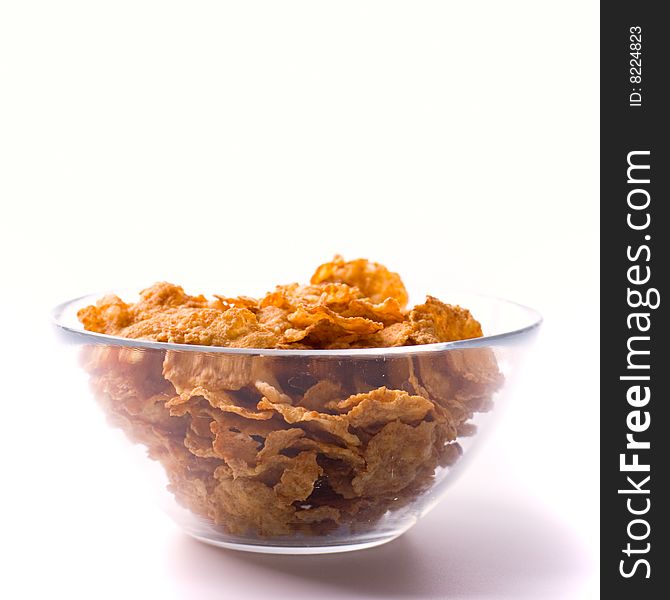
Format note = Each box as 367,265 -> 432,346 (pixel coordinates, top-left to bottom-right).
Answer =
407,296 -> 483,344
311,255 -> 409,309
351,420 -> 437,496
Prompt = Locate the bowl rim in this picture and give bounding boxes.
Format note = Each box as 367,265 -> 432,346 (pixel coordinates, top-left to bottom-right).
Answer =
52,291 -> 543,357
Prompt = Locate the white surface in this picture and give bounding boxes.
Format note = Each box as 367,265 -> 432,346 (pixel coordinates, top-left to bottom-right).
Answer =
0,1 -> 598,598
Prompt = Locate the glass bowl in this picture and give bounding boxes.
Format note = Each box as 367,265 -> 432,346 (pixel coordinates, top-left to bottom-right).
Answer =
52,291 -> 541,554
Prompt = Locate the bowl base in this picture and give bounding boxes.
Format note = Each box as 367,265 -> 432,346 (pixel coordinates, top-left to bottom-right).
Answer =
187,530 -> 406,555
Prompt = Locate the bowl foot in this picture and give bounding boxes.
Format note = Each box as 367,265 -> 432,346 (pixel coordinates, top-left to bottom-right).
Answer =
187,530 -> 408,555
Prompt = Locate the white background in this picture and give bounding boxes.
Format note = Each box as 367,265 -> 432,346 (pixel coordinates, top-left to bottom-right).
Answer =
0,2 -> 599,598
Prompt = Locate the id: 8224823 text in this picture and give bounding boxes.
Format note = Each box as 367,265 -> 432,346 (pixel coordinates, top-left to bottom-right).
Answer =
629,26 -> 643,107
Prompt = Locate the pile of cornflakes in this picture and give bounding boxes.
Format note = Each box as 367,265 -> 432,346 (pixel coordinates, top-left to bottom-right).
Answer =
79,257 -> 503,538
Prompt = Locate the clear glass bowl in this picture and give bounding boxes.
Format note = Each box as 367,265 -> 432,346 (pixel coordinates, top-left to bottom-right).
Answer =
53,291 -> 541,554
